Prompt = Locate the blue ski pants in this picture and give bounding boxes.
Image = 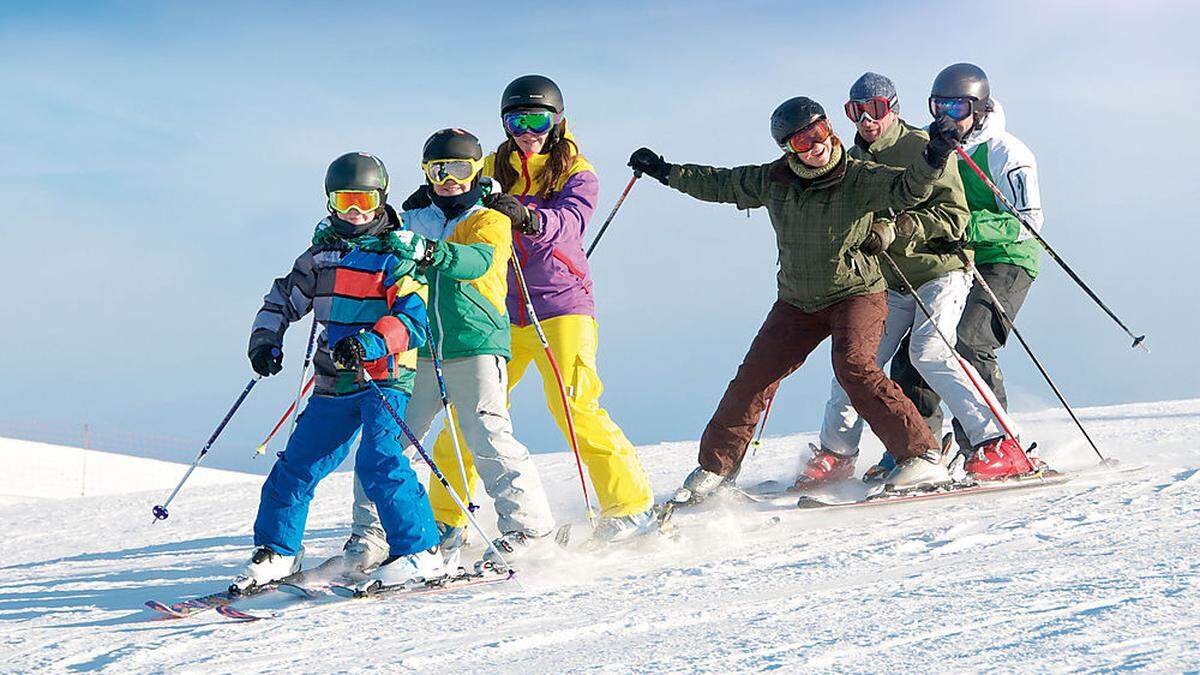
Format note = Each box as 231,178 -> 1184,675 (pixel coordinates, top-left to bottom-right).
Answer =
253,387 -> 438,557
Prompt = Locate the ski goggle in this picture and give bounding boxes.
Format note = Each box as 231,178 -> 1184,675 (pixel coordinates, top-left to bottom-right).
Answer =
929,96 -> 974,121
421,158 -> 484,185
844,95 -> 897,123
780,118 -> 833,154
502,110 -> 557,136
328,190 -> 382,214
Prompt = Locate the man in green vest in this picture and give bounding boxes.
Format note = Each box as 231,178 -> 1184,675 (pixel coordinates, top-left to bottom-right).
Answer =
891,63 -> 1045,478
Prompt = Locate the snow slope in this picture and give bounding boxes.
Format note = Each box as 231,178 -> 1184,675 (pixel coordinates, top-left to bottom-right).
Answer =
0,438 -> 254,504
1,399 -> 1198,673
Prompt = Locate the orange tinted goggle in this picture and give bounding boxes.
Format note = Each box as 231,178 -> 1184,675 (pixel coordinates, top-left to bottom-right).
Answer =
328,190 -> 382,214
781,119 -> 832,154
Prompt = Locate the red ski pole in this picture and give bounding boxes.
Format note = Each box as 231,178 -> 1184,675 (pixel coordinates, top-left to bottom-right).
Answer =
253,374 -> 316,458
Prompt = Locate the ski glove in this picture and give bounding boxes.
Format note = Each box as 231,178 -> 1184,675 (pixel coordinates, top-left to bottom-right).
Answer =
386,230 -> 428,262
485,193 -> 541,235
248,344 -> 283,378
860,218 -> 896,256
924,116 -> 964,169
401,185 -> 432,211
332,334 -> 368,370
628,148 -> 671,185
894,212 -> 922,241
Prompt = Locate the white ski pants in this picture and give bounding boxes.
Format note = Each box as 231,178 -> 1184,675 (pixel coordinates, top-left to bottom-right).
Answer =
819,270 -> 1017,455
352,354 -> 554,545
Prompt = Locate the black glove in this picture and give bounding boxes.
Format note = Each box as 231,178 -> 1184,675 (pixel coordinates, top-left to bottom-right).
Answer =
628,148 -> 671,185
860,219 -> 896,256
924,116 -> 963,169
925,237 -> 968,255
893,212 -> 922,241
401,185 -> 432,211
484,193 -> 540,235
331,336 -> 366,370
249,344 -> 283,378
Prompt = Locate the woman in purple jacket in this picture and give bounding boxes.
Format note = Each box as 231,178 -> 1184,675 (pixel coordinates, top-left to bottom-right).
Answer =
426,75 -> 655,549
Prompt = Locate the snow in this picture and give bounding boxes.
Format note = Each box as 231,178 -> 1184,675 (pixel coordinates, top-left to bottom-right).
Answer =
1,399 -> 1198,672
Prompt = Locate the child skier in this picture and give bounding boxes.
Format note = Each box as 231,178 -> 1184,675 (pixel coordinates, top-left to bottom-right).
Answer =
346,129 -> 555,572
629,95 -> 964,498
807,72 -> 1028,487
889,63 -> 1045,478
236,152 -> 441,591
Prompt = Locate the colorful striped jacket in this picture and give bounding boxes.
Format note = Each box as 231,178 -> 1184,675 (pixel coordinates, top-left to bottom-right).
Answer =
249,209 -> 429,396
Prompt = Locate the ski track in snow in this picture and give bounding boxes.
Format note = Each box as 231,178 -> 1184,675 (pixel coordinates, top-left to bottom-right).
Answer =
1,399 -> 1198,672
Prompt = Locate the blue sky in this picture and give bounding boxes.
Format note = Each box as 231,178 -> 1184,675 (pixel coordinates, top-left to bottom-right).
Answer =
1,1 -> 1197,473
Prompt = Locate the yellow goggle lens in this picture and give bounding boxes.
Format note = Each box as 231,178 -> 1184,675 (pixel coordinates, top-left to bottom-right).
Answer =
328,190 -> 381,214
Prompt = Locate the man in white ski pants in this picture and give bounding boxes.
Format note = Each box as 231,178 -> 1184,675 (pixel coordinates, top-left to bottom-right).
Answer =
796,72 -> 1018,487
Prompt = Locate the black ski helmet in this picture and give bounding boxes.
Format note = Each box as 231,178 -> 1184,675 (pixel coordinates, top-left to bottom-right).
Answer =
324,152 -> 389,199
422,128 -> 483,162
930,63 -> 993,123
500,74 -> 564,114
770,96 -> 826,147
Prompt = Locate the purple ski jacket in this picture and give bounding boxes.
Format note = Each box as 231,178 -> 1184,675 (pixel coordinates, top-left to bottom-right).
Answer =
483,129 -> 597,326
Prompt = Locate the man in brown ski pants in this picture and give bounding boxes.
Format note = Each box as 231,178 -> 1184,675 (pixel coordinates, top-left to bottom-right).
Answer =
629,95 -> 965,499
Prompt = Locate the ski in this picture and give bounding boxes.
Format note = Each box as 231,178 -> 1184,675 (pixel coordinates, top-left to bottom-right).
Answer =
796,470 -> 1072,509
144,555 -> 343,619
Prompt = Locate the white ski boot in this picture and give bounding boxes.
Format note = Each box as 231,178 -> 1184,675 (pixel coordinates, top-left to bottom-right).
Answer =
670,466 -> 727,505
230,546 -> 302,593
341,533 -> 388,574
882,449 -> 953,492
481,529 -> 553,572
591,507 -> 657,544
436,522 -> 467,569
370,547 -> 447,589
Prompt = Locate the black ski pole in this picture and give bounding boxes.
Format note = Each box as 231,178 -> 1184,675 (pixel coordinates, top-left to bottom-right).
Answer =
585,172 -> 639,258
957,252 -> 1113,466
954,146 -> 1147,352
153,372 -> 263,522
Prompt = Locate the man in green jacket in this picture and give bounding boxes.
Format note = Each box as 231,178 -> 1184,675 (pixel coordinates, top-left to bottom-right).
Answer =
806,72 -> 1028,488
629,95 -> 965,496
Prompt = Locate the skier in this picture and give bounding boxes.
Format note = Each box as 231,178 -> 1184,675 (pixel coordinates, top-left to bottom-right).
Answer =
236,152 -> 441,591
628,95 -> 965,500
803,72 -> 1027,488
889,63 -> 1044,478
345,129 -> 556,572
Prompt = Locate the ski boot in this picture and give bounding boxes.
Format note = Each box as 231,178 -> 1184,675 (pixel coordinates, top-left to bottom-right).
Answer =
591,507 -> 657,545
964,436 -> 1040,480
480,529 -> 553,572
791,445 -> 857,490
668,466 -> 728,506
436,522 -> 467,569
352,547 -> 446,594
861,452 -> 896,484
341,534 -> 388,574
230,546 -> 302,594
882,449 -> 952,493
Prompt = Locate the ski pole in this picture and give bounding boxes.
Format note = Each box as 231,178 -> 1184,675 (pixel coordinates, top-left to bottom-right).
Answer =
153,372 -> 263,522
360,371 -> 520,586
750,395 -> 774,456
287,317 -> 320,436
423,323 -> 478,512
510,250 -> 597,523
585,172 -> 639,259
953,146 -> 1147,352
957,252 -> 1112,465
879,252 -> 1033,467
252,374 -> 315,458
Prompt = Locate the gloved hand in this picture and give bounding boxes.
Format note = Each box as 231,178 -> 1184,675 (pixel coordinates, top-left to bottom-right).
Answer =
401,185 -> 432,211
926,237 -> 968,255
385,229 -> 429,262
893,212 -> 923,241
628,148 -> 671,185
924,115 -> 964,169
248,344 -> 283,377
860,218 -> 896,256
484,193 -> 541,235
332,335 -> 367,370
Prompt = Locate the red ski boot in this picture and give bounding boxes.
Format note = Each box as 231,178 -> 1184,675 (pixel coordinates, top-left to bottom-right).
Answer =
792,445 -> 857,490
964,437 -> 1039,480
